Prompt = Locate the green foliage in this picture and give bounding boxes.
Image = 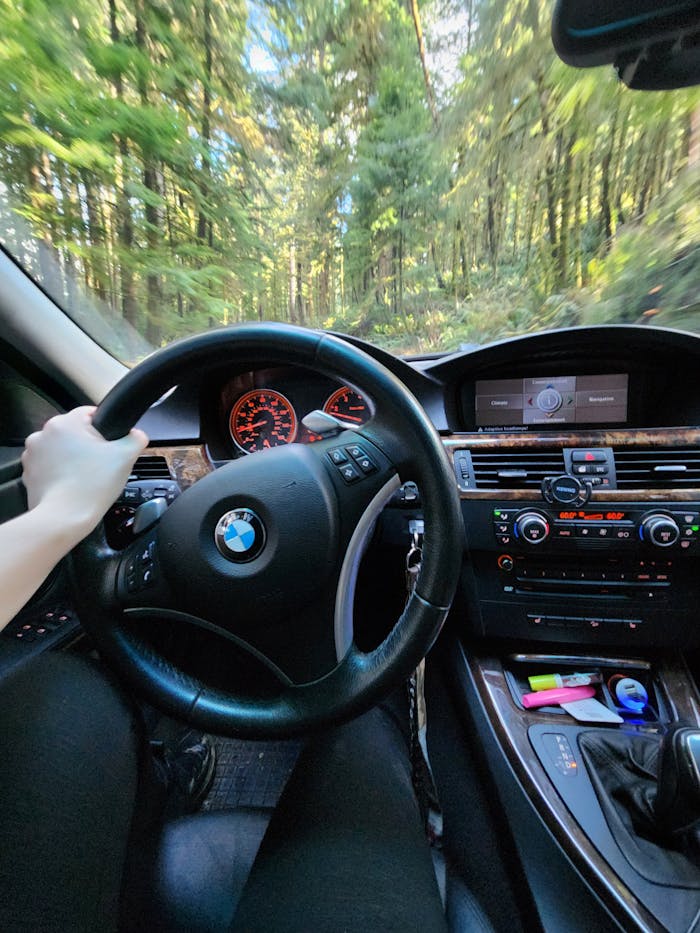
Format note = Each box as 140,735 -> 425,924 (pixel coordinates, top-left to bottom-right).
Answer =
581,173 -> 700,331
0,0 -> 696,359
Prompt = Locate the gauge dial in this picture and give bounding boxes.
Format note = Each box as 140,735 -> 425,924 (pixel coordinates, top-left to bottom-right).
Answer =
323,386 -> 370,426
230,389 -> 297,454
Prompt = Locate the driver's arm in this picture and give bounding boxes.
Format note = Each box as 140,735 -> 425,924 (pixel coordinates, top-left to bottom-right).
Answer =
0,406 -> 147,630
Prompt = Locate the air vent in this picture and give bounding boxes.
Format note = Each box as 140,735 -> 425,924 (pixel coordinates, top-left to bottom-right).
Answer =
129,455 -> 172,482
470,449 -> 565,489
614,448 -> 700,488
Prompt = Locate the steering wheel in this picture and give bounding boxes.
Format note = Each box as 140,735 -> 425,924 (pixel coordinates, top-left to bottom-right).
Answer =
71,324 -> 463,737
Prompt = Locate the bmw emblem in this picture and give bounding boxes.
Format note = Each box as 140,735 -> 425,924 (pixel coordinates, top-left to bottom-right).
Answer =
214,508 -> 266,563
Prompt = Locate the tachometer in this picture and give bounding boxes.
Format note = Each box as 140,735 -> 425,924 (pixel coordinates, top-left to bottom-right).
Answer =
323,386 -> 370,425
230,389 -> 297,454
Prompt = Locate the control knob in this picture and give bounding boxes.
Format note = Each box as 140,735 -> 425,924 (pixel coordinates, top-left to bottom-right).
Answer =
515,512 -> 550,544
641,513 -> 679,548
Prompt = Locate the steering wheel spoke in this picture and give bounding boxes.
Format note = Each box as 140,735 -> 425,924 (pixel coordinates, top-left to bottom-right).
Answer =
116,533 -> 169,608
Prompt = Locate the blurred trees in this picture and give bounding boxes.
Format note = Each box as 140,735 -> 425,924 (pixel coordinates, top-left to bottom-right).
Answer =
0,0 -> 697,357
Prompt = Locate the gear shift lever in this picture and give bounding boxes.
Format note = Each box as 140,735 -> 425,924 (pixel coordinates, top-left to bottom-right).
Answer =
654,725 -> 700,837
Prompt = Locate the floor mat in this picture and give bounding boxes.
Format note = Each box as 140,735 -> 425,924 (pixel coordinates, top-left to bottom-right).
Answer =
201,738 -> 302,811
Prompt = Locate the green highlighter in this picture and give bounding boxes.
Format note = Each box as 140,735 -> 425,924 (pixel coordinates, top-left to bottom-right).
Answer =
528,672 -> 602,691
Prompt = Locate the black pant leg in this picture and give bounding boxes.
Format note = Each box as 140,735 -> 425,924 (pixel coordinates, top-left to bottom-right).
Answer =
231,704 -> 447,933
0,653 -> 142,933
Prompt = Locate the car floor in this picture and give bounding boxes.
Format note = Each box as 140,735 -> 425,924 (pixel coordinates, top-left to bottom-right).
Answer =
201,737 -> 302,812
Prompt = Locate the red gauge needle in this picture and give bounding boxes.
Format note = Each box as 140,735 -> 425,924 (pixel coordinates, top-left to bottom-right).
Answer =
336,414 -> 364,423
247,419 -> 268,430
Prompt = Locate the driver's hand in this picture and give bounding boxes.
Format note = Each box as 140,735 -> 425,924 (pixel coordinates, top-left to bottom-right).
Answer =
21,406 -> 148,537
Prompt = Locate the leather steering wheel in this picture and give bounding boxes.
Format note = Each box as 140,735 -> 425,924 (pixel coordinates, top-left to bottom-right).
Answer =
71,324 -> 463,737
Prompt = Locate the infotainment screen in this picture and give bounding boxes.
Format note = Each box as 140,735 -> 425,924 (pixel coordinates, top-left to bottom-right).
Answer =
474,374 -> 628,428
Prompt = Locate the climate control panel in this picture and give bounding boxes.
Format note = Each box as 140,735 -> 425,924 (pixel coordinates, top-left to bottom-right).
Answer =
493,507 -> 699,551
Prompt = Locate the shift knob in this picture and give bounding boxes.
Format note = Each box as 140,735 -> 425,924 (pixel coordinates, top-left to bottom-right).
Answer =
654,725 -> 700,834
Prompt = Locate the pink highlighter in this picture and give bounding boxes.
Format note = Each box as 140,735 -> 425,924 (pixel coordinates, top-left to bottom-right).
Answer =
521,684 -> 595,709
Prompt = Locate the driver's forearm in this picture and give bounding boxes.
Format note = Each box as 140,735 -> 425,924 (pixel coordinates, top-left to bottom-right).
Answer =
0,504 -> 84,631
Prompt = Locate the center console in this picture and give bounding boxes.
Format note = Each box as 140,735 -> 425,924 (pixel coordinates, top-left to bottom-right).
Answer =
450,433 -> 700,650
461,496 -> 700,649
459,649 -> 700,933
442,425 -> 700,930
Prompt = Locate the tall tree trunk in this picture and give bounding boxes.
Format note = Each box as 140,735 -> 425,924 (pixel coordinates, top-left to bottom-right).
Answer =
430,240 -> 445,290
466,0 -> 474,53
81,170 -> 107,302
456,218 -> 469,294
537,74 -> 559,271
398,223 -> 404,317
136,3 -> 163,345
27,159 -> 60,295
296,259 -> 304,323
600,104 -> 620,248
557,131 -> 575,287
289,243 -> 297,323
409,0 -> 438,129
109,0 -> 138,328
574,161 -> 584,286
197,0 -> 213,247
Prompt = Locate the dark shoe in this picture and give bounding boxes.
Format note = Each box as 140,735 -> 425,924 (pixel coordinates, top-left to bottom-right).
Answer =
153,731 -> 217,817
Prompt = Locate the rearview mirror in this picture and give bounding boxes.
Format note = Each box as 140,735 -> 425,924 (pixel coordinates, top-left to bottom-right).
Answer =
552,0 -> 700,89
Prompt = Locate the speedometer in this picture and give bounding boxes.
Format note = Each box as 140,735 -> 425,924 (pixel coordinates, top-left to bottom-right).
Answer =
323,386 -> 370,425
230,389 -> 297,454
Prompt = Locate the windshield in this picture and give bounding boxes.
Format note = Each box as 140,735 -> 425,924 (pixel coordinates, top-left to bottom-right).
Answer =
0,0 -> 698,363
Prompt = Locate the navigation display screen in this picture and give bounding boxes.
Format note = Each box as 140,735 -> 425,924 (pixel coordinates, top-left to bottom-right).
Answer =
475,374 -> 628,428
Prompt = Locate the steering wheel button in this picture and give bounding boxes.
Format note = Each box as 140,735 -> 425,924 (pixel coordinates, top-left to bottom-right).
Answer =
338,462 -> 361,483
356,455 -> 377,474
328,448 -> 348,465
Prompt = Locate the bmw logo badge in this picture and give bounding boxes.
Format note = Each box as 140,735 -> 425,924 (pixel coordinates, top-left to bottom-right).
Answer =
214,508 -> 266,563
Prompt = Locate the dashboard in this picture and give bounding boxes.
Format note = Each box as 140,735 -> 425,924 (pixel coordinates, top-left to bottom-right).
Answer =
97,325 -> 700,655
202,366 -> 371,457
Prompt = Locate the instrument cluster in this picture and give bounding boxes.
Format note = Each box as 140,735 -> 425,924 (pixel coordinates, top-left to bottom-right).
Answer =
223,371 -> 371,455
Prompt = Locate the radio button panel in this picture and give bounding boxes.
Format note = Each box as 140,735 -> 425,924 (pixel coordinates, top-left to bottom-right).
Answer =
496,507 -> 700,551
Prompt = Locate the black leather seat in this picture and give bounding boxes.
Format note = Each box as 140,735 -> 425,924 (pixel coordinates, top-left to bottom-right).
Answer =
146,809 -> 270,932
147,808 -> 496,932
144,706 -> 497,932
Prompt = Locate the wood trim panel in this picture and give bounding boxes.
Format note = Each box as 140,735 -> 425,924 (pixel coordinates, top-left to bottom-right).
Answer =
454,488 -> 700,501
148,445 -> 213,488
146,434 -> 700,502
443,427 -> 700,450
466,649 -> 700,933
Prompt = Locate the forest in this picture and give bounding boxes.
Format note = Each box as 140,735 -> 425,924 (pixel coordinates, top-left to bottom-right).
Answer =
0,0 -> 698,361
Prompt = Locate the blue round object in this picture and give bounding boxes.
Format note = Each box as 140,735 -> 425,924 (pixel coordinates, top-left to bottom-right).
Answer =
615,677 -> 648,712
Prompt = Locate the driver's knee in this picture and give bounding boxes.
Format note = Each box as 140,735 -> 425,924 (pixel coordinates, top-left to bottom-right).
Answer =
0,652 -> 143,932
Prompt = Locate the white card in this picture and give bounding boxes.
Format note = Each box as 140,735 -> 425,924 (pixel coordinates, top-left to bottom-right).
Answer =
560,697 -> 624,724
